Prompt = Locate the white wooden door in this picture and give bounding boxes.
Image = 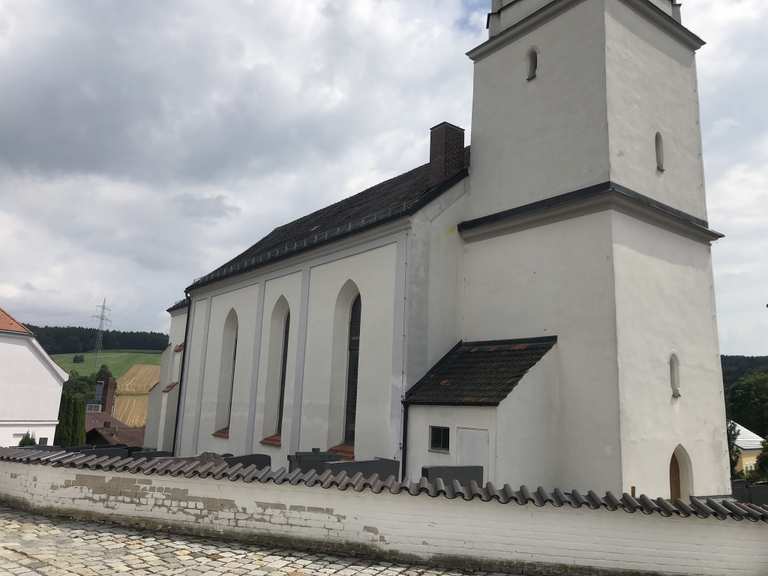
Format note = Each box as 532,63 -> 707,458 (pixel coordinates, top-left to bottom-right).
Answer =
456,427 -> 489,483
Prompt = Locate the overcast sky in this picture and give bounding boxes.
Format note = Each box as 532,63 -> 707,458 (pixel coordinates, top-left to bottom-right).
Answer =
0,1 -> 765,355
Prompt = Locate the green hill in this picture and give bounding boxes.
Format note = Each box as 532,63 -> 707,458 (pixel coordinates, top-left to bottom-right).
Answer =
52,350 -> 162,379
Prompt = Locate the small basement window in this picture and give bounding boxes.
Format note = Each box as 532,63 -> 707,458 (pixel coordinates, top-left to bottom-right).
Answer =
655,132 -> 665,172
430,426 -> 450,452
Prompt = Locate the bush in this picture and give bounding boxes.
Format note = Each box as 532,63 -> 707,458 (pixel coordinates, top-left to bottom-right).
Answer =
18,432 -> 36,447
72,354 -> 85,364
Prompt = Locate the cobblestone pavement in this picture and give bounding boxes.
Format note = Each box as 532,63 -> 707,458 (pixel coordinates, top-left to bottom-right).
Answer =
0,506 -> 512,576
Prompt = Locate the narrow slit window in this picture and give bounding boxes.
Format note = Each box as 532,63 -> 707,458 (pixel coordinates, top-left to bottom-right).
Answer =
655,132 -> 665,172
527,49 -> 538,81
670,354 -> 680,398
430,426 -> 450,452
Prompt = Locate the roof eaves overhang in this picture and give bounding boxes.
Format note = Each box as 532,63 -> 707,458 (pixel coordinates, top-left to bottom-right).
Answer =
186,168 -> 469,293
467,0 -> 704,63
458,181 -> 723,245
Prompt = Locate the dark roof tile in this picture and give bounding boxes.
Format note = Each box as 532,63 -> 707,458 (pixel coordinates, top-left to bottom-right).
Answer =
405,336 -> 557,406
189,151 -> 470,290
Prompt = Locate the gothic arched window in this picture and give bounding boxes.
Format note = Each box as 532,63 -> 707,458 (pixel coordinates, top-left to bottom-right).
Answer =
344,294 -> 362,445
215,309 -> 238,436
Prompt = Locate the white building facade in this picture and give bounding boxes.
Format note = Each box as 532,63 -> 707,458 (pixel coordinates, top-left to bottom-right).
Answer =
169,0 -> 731,499
0,308 -> 67,447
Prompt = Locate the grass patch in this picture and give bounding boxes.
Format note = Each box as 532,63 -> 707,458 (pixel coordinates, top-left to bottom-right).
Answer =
52,350 -> 162,379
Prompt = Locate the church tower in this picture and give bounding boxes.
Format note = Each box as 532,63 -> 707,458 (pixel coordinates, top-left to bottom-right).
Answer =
460,0 -> 730,497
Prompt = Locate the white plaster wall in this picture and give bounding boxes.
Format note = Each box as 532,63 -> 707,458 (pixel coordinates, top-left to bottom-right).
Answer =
0,424 -> 57,448
0,334 -> 63,447
302,243 -> 399,460
605,0 -> 707,219
611,212 -> 730,498
469,0 -> 610,219
496,346 -> 561,488
1,461 -> 766,576
177,298 -> 210,456
406,406 -> 496,483
195,284 -> 260,455
406,182 -> 467,388
461,212 -> 621,493
252,272 -> 303,468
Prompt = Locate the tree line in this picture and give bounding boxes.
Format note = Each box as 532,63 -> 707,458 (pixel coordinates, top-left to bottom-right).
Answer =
26,325 -> 168,354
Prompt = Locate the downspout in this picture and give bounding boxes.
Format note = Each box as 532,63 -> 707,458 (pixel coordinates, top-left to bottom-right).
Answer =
401,400 -> 409,481
170,292 -> 192,456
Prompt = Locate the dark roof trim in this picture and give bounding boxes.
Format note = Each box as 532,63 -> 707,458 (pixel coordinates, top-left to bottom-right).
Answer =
1,447 -> 765,524
188,167 -> 469,292
468,0 -> 703,62
458,181 -> 722,244
166,299 -> 189,313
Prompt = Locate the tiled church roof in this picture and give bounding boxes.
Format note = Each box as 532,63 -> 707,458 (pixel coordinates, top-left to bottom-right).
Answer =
405,337 -> 557,406
0,447 -> 765,524
188,150 -> 470,290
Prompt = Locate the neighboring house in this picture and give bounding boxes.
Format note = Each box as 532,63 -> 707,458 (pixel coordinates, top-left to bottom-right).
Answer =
144,300 -> 187,451
0,307 -> 67,447
85,413 -> 145,447
165,0 -> 730,499
113,364 -> 161,428
732,422 -> 765,475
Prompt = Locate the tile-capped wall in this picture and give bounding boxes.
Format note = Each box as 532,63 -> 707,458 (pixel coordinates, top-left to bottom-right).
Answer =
0,459 -> 767,576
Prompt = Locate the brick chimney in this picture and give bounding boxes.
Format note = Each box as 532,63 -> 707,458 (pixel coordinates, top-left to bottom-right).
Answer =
429,122 -> 465,186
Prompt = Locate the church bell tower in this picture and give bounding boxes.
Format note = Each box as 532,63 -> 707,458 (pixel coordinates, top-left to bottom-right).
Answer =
461,0 -> 730,498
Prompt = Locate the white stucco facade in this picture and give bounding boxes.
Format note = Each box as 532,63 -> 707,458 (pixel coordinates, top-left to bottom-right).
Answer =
166,0 -> 730,498
0,327 -> 67,448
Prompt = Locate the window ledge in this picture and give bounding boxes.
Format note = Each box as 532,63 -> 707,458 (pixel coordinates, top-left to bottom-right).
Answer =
260,434 -> 281,447
428,449 -> 450,455
212,427 -> 230,439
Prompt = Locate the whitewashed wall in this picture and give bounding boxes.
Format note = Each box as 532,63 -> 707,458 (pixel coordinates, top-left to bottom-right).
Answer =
406,406 -> 496,483
612,212 -> 730,498
0,334 -> 65,447
302,242 -> 400,460
605,0 -> 707,219
1,461 -> 766,576
461,211 -> 621,494
251,272 -> 302,467
470,0 -> 610,220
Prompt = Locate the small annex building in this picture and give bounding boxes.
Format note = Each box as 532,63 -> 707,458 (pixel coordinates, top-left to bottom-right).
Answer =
161,0 -> 732,499
0,307 -> 67,447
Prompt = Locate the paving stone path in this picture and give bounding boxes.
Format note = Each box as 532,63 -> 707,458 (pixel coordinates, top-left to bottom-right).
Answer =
0,506 -> 512,576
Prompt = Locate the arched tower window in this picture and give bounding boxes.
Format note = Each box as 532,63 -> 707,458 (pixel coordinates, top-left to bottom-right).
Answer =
344,294 -> 362,445
215,309 -> 238,436
670,353 -> 680,398
655,132 -> 665,172
527,48 -> 538,81
262,297 -> 291,442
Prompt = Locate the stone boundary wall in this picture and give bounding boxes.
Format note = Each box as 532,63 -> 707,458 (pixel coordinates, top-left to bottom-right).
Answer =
0,461 -> 767,576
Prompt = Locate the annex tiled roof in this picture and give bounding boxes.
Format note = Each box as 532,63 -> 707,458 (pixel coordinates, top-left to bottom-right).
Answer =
189,151 -> 470,290
405,337 -> 557,406
85,414 -> 146,447
0,307 -> 32,336
1,447 -> 765,524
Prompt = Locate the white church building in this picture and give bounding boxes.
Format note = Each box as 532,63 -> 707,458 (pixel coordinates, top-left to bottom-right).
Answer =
168,0 -> 731,499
